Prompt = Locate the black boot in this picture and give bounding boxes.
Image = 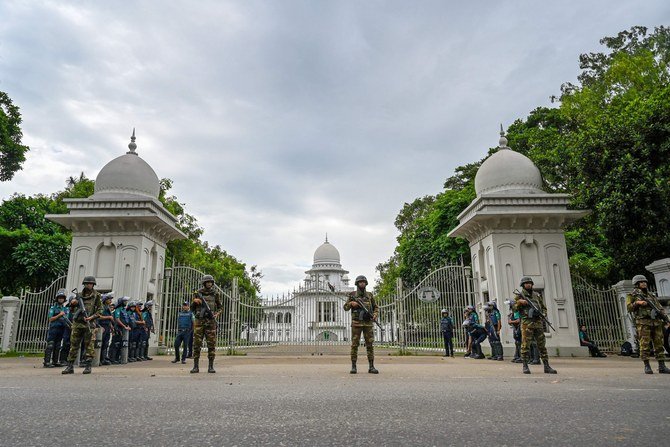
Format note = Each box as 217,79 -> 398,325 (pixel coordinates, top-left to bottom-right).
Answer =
496,342 -> 504,361
522,360 -> 530,374
171,353 -> 180,364
473,344 -> 485,359
43,343 -> 55,368
62,362 -> 74,374
128,343 -> 136,362
350,361 -> 357,374
190,359 -> 199,373
208,358 -> 216,373
144,343 -> 153,361
658,360 -> 670,374
82,359 -> 92,374
643,360 -> 653,374
543,359 -> 557,374
368,360 -> 379,374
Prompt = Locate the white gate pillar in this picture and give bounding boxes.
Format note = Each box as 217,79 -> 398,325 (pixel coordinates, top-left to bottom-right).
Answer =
0,296 -> 21,352
613,280 -> 636,345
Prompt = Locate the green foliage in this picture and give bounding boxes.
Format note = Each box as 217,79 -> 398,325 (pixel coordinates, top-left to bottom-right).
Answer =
377,26 -> 670,291
0,91 -> 30,181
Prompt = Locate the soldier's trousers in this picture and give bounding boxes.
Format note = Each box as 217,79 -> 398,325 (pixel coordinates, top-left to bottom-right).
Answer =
636,321 -> 666,361
520,321 -> 548,362
193,319 -> 217,361
67,323 -> 94,362
350,325 -> 374,362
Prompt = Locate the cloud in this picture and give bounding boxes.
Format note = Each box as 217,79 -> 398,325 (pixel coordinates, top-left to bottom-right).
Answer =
1,0 -> 669,294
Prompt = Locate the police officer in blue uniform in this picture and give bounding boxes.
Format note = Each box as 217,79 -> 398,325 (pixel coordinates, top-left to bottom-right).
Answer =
507,301 -> 523,363
98,293 -> 115,365
141,301 -> 154,360
485,301 -> 504,361
463,319 -> 487,359
43,288 -> 70,368
172,301 -> 194,364
127,301 -> 145,362
109,296 -> 130,364
440,309 -> 454,357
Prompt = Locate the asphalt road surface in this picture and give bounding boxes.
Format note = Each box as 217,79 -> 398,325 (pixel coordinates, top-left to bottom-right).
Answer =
0,355 -> 668,447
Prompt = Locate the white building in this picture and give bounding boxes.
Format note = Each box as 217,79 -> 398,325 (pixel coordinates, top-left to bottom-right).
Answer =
449,130 -> 589,356
248,238 -> 354,343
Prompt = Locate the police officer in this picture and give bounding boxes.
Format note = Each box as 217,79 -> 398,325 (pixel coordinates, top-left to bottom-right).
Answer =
463,305 -> 478,358
44,288 -> 70,368
172,301 -> 194,364
59,295 -> 75,366
127,301 -> 146,362
98,293 -> 115,366
141,301 -> 154,360
462,319 -> 487,359
626,275 -> 669,374
513,276 -> 557,374
506,301 -> 522,363
343,275 -> 379,374
109,296 -> 130,364
191,275 -> 222,374
440,309 -> 454,357
62,276 -> 102,374
485,301 -> 503,361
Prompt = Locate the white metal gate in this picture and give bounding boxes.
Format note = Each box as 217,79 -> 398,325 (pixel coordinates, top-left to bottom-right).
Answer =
14,275 -> 67,353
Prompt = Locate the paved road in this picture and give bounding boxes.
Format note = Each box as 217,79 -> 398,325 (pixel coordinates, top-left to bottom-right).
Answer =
0,355 -> 668,446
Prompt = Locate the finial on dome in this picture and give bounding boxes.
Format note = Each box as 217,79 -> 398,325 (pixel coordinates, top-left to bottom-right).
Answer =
325,233 -> 329,243
127,128 -> 138,155
498,124 -> 510,150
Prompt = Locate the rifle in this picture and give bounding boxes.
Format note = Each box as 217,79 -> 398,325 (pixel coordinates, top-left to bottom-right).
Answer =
353,297 -> 384,331
195,292 -> 215,320
57,313 -> 72,329
513,289 -> 556,332
638,292 -> 670,324
72,289 -> 97,330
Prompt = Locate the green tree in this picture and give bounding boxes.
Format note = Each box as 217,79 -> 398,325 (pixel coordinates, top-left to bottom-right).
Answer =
0,91 -> 30,181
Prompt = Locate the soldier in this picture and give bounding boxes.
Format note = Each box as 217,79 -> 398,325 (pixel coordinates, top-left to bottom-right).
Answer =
626,275 -> 669,374
44,288 -> 70,368
141,300 -> 154,360
191,274 -> 222,374
513,276 -> 557,375
485,301 -> 503,361
506,300 -> 522,363
462,319 -> 487,359
62,276 -> 102,374
440,309 -> 454,357
98,293 -> 115,366
343,275 -> 379,374
172,301 -> 194,364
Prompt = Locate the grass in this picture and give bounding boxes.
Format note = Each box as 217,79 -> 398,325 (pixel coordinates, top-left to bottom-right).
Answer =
0,350 -> 42,358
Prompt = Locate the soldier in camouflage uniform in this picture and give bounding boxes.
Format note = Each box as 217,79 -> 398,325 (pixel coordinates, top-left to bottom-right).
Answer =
343,275 -> 379,374
513,276 -> 557,375
190,275 -> 222,374
62,276 -> 102,375
626,275 -> 670,374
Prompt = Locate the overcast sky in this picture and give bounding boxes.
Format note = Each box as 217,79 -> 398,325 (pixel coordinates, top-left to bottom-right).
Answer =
1,1 -> 668,295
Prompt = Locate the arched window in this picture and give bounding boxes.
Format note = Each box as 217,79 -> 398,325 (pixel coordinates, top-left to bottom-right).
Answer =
285,313 -> 292,324
268,312 -> 275,324
277,312 -> 283,324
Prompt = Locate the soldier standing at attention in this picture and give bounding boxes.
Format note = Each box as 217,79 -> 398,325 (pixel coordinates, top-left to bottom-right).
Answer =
43,288 -> 70,368
191,275 -> 222,374
343,275 -> 379,374
513,276 -> 557,375
440,309 -> 454,358
62,276 -> 102,375
626,275 -> 669,374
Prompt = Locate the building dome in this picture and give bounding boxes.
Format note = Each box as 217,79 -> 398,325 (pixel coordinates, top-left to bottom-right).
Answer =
313,238 -> 341,265
92,131 -> 160,199
474,132 -> 543,196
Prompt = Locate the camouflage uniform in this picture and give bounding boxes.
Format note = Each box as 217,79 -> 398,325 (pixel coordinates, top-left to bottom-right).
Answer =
626,288 -> 666,362
343,290 -> 378,363
67,289 -> 102,363
513,288 -> 549,362
191,288 -> 222,362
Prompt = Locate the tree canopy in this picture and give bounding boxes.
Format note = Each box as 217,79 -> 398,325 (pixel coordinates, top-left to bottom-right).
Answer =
375,26 -> 670,296
0,90 -> 30,181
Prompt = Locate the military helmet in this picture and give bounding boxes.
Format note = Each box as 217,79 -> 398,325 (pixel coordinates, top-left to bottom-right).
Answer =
632,275 -> 648,286
55,288 -> 68,300
355,275 -> 368,286
201,274 -> 215,285
519,276 -> 534,287
82,276 -> 97,285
